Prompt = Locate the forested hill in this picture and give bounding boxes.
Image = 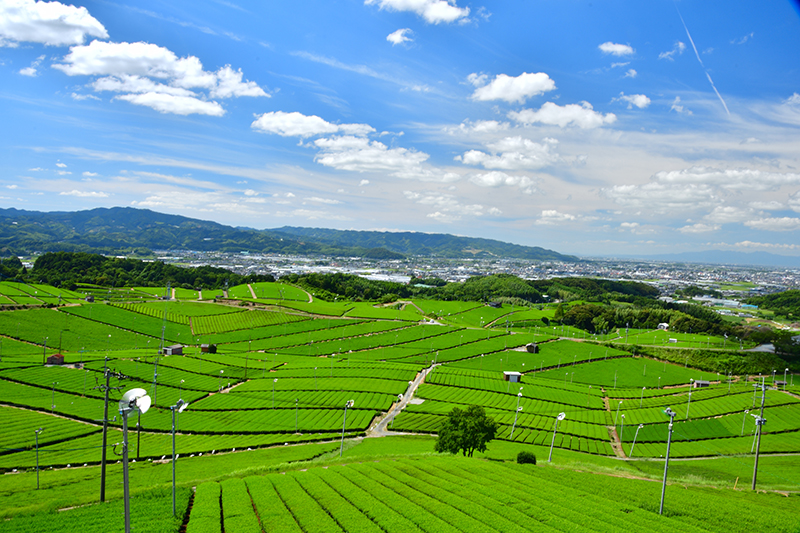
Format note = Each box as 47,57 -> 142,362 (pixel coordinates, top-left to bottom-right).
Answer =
0,207 -> 578,261
270,227 -> 578,261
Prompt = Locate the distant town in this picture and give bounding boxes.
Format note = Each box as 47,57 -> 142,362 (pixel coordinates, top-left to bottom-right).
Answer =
150,250 -> 800,296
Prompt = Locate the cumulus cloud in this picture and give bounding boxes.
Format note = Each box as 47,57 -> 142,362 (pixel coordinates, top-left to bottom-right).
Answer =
670,96 -> 691,115
305,197 -> 342,205
602,182 -> 717,213
456,136 -> 562,170
59,189 -> 109,197
535,210 -> 577,226
71,92 -> 100,101
314,135 -> 458,182
115,92 -> 225,116
387,28 -> 412,45
612,92 -> 650,109
704,205 -> 752,224
654,167 -> 800,192
365,0 -> 470,24
509,101 -> 617,129
19,54 -> 45,76
0,0 -> 108,47
624,69 -> 637,78
469,171 -> 539,194
446,119 -> 509,135
659,41 -> 686,61
404,191 -> 486,222
598,42 -> 634,56
678,223 -> 720,234
744,217 -> 800,231
251,111 -> 374,138
469,72 -> 556,104
54,40 -> 267,115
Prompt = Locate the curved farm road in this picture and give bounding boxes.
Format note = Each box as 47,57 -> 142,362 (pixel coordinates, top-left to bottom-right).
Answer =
369,364 -> 434,437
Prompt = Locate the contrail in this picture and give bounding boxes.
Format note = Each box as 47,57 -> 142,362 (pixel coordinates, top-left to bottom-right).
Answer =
675,4 -> 731,115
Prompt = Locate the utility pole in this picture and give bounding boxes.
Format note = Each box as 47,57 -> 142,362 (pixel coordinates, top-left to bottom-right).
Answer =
751,381 -> 768,490
95,358 -> 125,502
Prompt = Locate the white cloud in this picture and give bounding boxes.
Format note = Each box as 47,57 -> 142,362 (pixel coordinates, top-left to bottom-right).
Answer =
789,191 -> 800,213
704,206 -> 751,224
0,0 -> 108,47
54,40 -> 265,115
470,72 -> 556,104
387,28 -> 413,45
467,72 -> 488,87
731,32 -> 754,45
670,96 -> 691,115
71,92 -> 100,101
365,0 -> 470,24
598,42 -> 634,56
92,74 -> 197,97
115,92 -> 225,116
678,223 -> 720,234
509,101 -> 616,129
211,65 -> 269,98
56,162 -> 67,168
469,171 -> 538,194
82,171 -> 98,177
659,41 -> 686,61
736,241 -> 800,252
456,136 -> 561,170
359,179 -> 370,186
602,182 -> 717,213
59,189 -> 109,197
446,119 -> 509,135
251,111 -> 374,138
612,92 -> 650,109
305,197 -> 342,205
404,190 -> 485,222
654,167 -> 800,192
744,217 -> 800,231
535,210 -> 576,226
19,66 -> 36,76
749,201 -> 783,211
314,135 -> 455,182
624,69 -> 637,79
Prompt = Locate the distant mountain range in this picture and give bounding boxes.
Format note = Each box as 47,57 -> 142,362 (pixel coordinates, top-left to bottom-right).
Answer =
0,207 -> 579,262
607,251 -> 800,269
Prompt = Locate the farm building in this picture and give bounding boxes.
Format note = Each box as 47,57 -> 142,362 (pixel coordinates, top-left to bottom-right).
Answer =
503,371 -> 522,383
693,380 -> 710,388
201,344 -> 217,354
45,354 -> 64,365
163,345 -> 183,356
526,343 -> 539,354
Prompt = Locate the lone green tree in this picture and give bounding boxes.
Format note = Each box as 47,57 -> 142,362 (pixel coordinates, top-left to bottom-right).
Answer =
434,405 -> 499,457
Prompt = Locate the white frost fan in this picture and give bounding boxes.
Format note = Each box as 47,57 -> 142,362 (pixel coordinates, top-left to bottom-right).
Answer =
119,388 -> 151,415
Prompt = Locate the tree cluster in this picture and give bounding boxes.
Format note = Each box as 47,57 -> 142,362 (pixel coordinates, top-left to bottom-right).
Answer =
434,405 -> 499,457
28,252 -> 273,290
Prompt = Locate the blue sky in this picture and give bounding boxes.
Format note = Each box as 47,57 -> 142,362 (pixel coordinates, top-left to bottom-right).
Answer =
2,0 -> 800,258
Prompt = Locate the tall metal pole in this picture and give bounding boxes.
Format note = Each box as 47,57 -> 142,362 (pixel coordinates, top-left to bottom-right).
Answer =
659,408 -> 676,515
35,428 -> 43,489
100,364 -> 111,502
548,413 -> 565,462
172,407 -> 177,517
339,400 -> 353,457
122,411 -> 131,533
510,391 -> 523,439
751,382 -> 768,490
